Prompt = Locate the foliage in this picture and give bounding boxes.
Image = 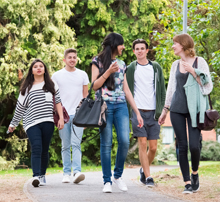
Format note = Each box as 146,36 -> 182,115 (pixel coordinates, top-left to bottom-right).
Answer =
156,142 -> 177,161
0,156 -> 19,171
200,141 -> 220,161
157,140 -> 220,162
71,0 -> 168,72
0,134 -> 27,170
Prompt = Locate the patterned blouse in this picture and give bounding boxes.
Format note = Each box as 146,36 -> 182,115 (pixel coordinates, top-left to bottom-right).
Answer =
91,56 -> 127,103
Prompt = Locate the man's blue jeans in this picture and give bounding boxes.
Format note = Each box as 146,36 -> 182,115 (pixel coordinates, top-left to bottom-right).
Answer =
100,102 -> 130,184
59,115 -> 84,175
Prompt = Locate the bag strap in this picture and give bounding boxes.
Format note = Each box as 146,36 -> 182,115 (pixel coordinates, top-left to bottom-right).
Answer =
195,57 -> 213,109
72,124 -> 103,143
53,95 -> 56,111
87,81 -> 102,99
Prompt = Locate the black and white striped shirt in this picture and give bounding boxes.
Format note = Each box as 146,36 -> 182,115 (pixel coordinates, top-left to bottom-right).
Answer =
10,81 -> 61,131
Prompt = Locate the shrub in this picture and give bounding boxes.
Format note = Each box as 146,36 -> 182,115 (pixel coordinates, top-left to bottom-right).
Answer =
156,143 -> 177,161
200,141 -> 220,161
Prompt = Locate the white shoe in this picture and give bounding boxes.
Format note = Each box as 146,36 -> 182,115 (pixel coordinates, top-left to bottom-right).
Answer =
103,182 -> 112,193
73,172 -> 85,184
62,175 -> 70,183
39,175 -> 46,186
113,177 -> 128,191
32,176 -> 40,187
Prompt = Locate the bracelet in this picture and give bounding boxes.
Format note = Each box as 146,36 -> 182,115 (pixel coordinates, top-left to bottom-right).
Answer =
163,107 -> 169,111
194,74 -> 198,79
102,75 -> 107,80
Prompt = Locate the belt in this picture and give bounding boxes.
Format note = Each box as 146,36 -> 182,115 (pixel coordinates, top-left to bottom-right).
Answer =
139,109 -> 153,112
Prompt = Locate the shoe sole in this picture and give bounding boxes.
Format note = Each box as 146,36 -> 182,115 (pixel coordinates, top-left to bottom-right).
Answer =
146,184 -> 154,188
139,179 -> 154,187
103,190 -> 112,193
62,180 -> 70,183
139,179 -> 146,185
182,191 -> 193,194
192,185 -> 200,193
32,179 -> 40,187
73,174 -> 85,184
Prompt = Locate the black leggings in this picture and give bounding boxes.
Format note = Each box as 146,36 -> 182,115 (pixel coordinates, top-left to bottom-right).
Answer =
170,112 -> 201,182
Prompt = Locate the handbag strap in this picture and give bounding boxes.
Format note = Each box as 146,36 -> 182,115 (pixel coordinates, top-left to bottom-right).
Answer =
87,81 -> 102,99
72,124 -> 103,143
53,95 -> 56,111
194,57 -> 213,109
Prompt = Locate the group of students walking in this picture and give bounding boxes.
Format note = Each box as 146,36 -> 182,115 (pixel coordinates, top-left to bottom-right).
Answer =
8,32 -> 213,194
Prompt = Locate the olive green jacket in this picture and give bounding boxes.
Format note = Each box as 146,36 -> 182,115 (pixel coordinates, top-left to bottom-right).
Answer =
126,60 -> 166,120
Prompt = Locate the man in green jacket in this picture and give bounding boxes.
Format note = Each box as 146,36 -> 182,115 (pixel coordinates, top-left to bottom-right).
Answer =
126,39 -> 166,186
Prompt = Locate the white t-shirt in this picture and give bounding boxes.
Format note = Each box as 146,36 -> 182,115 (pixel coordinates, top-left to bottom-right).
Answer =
134,62 -> 156,110
52,67 -> 89,115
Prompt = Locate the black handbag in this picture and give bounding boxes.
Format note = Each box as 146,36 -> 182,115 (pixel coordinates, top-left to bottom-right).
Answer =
194,58 -> 220,130
72,82 -> 107,142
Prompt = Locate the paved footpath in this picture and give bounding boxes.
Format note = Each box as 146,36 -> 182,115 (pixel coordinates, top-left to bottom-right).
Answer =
24,165 -> 185,202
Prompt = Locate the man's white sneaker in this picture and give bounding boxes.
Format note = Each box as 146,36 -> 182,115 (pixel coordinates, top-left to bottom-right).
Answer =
32,176 -> 40,187
73,172 -> 85,184
103,182 -> 112,193
62,175 -> 70,183
113,177 -> 128,191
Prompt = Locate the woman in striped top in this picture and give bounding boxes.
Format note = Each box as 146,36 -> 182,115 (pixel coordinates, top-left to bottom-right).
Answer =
8,59 -> 64,187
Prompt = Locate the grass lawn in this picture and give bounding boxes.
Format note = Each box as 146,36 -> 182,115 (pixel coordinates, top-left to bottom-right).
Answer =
165,160 -> 220,166
0,164 -> 105,178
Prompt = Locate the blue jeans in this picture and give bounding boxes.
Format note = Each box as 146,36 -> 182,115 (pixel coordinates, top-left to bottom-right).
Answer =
100,102 -> 130,184
59,115 -> 84,175
26,122 -> 54,177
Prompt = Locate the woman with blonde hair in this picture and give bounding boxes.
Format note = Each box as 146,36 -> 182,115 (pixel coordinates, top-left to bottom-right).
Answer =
158,34 -> 213,194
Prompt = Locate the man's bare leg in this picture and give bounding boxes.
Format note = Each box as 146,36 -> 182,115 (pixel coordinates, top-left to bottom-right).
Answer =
138,137 -> 150,177
147,140 -> 157,165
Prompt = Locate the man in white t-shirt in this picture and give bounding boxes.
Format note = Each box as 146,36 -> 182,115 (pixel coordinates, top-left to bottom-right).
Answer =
126,39 -> 166,187
52,48 -> 89,184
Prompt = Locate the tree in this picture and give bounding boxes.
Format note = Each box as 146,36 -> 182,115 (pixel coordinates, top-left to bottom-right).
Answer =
0,0 -> 77,168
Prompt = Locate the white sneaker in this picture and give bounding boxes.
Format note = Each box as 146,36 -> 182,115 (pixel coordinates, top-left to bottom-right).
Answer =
62,175 -> 70,183
73,172 -> 85,184
103,182 -> 112,193
39,175 -> 46,186
113,177 -> 128,191
32,176 -> 40,187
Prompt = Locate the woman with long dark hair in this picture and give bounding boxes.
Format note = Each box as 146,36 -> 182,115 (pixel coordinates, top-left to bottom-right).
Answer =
8,59 -> 64,187
91,32 -> 143,193
158,34 -> 213,194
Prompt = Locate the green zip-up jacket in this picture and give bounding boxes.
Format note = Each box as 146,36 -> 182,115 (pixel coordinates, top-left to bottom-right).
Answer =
126,60 -> 166,120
